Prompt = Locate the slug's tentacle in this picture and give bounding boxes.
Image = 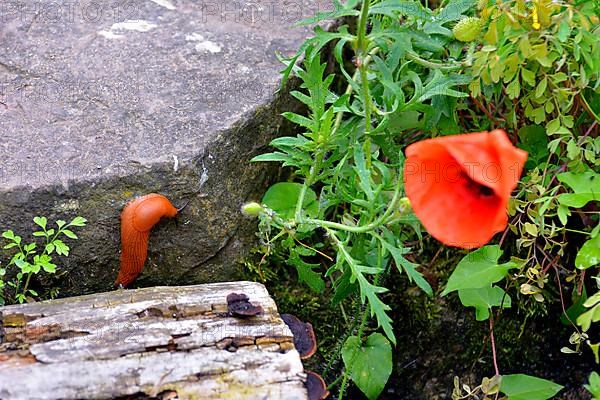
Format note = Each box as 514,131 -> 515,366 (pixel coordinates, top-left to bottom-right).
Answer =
115,193 -> 179,287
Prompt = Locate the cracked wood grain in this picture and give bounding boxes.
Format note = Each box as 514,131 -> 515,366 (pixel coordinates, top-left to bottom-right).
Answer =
0,282 -> 308,400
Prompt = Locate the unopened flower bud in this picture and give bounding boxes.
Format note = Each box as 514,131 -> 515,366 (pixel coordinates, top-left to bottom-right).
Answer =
398,197 -> 412,215
241,202 -> 264,217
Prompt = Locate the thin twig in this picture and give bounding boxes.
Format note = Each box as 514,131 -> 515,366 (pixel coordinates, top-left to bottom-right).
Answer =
470,95 -> 499,126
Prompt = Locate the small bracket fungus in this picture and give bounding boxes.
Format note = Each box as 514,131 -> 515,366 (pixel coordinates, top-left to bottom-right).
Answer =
226,293 -> 264,317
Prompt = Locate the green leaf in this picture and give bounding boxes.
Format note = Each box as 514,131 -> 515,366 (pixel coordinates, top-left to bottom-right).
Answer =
442,246 -> 517,295
521,69 -> 536,86
251,152 -> 297,164
584,372 -> 600,398
506,78 -> 520,99
557,205 -> 570,225
296,2 -> 360,25
281,112 -> 315,130
458,285 -> 511,321
353,145 -> 375,202
416,70 -> 470,103
56,220 -> 66,228
61,230 -> 78,240
369,0 -> 429,19
53,240 -> 70,256
575,235 -> 600,270
557,193 -> 597,208
342,333 -> 393,400
69,217 -> 87,227
287,248 -> 325,293
33,216 -> 47,230
436,0 -> 475,23
262,182 -> 318,219
556,171 -> 600,208
23,243 -> 36,252
535,77 -> 547,98
518,125 -> 548,167
577,303 -> 600,331
500,374 -> 563,400
45,243 -> 55,254
561,286 -> 588,325
2,230 -> 15,240
379,237 -> 432,296
558,171 -> 600,194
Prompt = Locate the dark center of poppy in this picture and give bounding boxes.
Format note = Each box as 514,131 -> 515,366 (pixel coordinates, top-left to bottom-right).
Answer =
460,172 -> 496,198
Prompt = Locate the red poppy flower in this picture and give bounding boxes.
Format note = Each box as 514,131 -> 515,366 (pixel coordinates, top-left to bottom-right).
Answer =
403,129 -> 528,249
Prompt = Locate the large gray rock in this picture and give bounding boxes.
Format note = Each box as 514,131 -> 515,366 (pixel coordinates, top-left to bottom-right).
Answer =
0,0 -> 323,296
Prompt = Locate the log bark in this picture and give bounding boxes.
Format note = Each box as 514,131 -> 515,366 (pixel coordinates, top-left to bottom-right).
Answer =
0,282 -> 308,400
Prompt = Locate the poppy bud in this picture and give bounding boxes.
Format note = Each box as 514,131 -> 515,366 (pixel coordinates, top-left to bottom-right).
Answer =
398,197 -> 412,215
241,202 -> 264,217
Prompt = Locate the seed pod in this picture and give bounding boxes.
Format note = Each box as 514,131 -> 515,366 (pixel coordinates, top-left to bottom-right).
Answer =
453,17 -> 482,42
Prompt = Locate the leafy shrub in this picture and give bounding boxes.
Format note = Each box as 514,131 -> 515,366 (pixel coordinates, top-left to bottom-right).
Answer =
248,0 -> 598,398
1,216 -> 86,305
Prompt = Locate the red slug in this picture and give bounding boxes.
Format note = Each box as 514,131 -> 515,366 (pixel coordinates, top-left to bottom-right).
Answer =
115,193 -> 180,287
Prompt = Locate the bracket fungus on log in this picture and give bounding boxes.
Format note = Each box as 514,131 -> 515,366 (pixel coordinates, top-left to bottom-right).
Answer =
306,370 -> 330,400
281,314 -> 329,399
227,292 -> 264,317
281,314 -> 317,359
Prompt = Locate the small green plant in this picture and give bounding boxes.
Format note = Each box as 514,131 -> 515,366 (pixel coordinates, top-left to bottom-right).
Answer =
1,216 -> 86,305
585,371 -> 600,399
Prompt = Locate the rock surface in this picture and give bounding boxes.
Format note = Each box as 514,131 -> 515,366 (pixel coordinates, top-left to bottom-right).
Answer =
0,0 -> 325,295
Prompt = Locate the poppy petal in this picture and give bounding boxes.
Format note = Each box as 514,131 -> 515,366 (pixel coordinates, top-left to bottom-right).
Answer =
403,130 -> 527,249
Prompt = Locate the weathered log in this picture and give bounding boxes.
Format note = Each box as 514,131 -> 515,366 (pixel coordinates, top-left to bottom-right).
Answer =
0,282 -> 308,400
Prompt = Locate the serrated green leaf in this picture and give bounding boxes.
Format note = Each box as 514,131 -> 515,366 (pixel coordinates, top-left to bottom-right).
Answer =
353,145 -> 375,202
288,248 -> 325,293
500,374 -> 563,400
379,238 -> 432,296
342,333 -> 393,400
53,240 -> 70,256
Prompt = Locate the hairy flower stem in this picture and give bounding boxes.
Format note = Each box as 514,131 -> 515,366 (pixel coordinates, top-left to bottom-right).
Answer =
356,0 -> 373,169
305,174 -> 403,232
